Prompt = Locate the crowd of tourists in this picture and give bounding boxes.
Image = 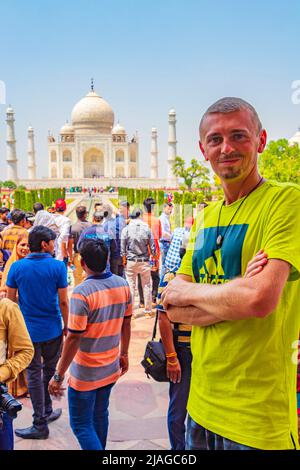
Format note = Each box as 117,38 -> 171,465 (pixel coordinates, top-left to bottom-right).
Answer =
1,96 -> 300,452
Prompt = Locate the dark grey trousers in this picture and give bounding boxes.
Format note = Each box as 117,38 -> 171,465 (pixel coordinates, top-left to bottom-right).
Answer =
27,334 -> 63,428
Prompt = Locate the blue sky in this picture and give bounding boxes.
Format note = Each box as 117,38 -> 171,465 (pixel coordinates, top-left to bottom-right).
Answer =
0,0 -> 299,179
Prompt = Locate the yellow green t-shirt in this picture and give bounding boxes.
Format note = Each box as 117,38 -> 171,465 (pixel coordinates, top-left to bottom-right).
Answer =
178,180 -> 300,450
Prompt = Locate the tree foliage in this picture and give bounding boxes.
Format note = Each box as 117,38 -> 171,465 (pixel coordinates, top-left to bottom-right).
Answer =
259,139 -> 300,185
3,180 -> 17,189
173,156 -> 210,191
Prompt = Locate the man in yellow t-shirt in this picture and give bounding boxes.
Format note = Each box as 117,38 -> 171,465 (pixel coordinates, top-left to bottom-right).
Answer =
161,97 -> 300,450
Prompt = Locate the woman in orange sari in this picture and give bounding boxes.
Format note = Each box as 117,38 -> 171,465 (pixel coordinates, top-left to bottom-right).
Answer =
0,233 -> 30,397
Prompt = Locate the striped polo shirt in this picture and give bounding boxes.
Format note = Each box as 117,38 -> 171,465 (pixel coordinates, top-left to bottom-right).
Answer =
68,272 -> 132,391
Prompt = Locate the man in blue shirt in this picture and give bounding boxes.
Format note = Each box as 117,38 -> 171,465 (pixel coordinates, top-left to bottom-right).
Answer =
103,201 -> 130,277
7,226 -> 69,440
78,211 -> 118,273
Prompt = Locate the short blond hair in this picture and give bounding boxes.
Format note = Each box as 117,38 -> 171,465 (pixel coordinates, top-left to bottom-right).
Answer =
199,97 -> 262,138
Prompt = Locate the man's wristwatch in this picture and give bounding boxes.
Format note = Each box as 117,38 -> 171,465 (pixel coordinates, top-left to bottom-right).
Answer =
53,372 -> 64,383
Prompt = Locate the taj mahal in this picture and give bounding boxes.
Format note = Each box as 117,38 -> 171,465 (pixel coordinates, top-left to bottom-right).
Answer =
48,84 -> 139,180
5,82 -> 179,189
4,84 -> 300,189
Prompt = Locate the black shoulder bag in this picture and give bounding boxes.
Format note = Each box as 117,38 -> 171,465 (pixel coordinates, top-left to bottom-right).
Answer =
141,312 -> 169,382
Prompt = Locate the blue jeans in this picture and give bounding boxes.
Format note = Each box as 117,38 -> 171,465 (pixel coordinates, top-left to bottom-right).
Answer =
160,240 -> 171,267
0,413 -> 13,450
68,382 -> 115,450
186,416 -> 258,450
168,346 -> 192,450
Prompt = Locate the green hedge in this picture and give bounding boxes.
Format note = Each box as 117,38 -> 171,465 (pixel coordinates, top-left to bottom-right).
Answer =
117,187 -> 213,228
182,192 -> 194,222
13,188 -> 65,212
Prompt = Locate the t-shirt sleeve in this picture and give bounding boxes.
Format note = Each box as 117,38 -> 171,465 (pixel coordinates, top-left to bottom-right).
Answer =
6,262 -> 17,288
262,186 -> 300,280
68,289 -> 89,332
57,262 -> 68,288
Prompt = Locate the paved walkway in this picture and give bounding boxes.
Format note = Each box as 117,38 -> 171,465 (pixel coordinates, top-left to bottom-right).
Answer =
14,312 -> 170,450
14,195 -> 171,450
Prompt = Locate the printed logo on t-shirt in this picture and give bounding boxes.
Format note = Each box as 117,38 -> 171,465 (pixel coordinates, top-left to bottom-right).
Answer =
192,224 -> 248,284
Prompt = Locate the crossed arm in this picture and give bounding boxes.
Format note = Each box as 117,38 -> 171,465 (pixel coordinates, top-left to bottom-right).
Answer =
161,257 -> 291,326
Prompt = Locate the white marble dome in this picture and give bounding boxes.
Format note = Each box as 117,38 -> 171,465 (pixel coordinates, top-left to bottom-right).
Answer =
60,121 -> 74,135
112,122 -> 126,134
71,91 -> 114,134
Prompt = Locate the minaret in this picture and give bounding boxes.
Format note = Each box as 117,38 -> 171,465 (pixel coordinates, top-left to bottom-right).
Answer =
150,127 -> 158,179
6,106 -> 18,181
27,126 -> 36,179
167,109 -> 177,187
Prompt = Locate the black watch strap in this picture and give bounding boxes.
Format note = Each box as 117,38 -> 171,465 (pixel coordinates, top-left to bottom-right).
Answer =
53,372 -> 64,383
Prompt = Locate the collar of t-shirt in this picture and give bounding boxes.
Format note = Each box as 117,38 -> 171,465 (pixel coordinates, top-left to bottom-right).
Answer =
86,272 -> 113,280
26,253 -> 53,259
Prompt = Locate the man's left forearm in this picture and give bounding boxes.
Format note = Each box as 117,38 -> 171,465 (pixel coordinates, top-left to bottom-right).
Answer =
7,287 -> 17,303
56,334 -> 81,377
181,261 -> 289,321
186,279 -> 257,320
167,305 -> 223,326
59,300 -> 69,330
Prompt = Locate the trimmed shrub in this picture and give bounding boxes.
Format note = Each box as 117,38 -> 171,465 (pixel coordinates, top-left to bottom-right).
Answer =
182,192 -> 193,222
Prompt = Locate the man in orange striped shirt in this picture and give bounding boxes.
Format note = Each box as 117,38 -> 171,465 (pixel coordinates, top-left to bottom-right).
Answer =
48,238 -> 132,450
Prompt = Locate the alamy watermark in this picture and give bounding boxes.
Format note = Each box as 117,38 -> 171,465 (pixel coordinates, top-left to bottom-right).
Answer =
291,340 -> 300,365
0,80 -> 6,104
291,80 -> 300,105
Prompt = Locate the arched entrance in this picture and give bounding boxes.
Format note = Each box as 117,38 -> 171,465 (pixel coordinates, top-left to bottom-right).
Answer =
63,166 -> 72,178
115,166 -> 125,177
83,148 -> 104,178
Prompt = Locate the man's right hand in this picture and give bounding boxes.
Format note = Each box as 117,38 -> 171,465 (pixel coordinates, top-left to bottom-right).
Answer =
167,358 -> 181,384
48,377 -> 66,398
120,354 -> 129,375
244,249 -> 268,278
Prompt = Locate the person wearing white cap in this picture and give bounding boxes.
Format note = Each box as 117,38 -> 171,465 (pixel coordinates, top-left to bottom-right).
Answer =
53,199 -> 71,265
